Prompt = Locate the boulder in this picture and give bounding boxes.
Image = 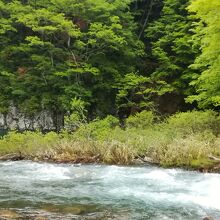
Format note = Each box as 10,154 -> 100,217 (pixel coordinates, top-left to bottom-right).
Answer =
0,210 -> 22,219
203,217 -> 214,220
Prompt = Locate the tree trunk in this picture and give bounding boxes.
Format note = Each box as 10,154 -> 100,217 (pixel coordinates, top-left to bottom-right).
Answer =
138,0 -> 154,40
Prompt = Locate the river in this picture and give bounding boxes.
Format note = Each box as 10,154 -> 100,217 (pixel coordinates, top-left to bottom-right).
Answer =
0,161 -> 220,219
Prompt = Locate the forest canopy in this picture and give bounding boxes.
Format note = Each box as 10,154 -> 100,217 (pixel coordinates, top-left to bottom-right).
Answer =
0,0 -> 219,129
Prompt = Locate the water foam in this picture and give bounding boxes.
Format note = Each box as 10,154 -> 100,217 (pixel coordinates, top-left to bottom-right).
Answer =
31,164 -> 71,180
189,176 -> 220,210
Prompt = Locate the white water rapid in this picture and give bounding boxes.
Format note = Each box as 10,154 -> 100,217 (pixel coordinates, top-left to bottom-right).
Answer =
0,161 -> 220,219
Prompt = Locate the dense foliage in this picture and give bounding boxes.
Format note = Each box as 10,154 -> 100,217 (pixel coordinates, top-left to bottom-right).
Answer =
186,0 -> 220,108
0,0 -> 219,129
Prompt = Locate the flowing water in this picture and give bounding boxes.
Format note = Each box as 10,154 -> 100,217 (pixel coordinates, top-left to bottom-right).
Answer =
0,161 -> 220,220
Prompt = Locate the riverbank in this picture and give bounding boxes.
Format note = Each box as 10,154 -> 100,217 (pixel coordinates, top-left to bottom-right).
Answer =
0,111 -> 220,172
1,153 -> 220,173
1,151 -> 220,173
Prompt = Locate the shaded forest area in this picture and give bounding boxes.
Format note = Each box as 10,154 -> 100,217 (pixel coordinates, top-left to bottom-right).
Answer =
0,0 -> 219,130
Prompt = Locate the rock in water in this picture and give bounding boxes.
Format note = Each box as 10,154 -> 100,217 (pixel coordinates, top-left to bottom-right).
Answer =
0,210 -> 22,219
203,217 -> 214,220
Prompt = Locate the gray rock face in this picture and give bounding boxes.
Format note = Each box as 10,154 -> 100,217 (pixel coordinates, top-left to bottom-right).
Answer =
0,106 -> 57,131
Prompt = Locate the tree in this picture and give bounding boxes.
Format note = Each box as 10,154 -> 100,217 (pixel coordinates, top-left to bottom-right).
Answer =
0,0 -> 143,128
145,0 -> 198,113
186,0 -> 220,109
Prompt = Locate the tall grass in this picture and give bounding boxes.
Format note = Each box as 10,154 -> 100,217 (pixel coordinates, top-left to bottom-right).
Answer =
0,110 -> 219,169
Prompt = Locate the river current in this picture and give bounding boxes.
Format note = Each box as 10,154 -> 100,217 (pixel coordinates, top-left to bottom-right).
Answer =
0,161 -> 220,219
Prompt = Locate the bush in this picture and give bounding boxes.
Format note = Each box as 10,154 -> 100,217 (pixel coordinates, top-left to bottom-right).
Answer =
0,131 -> 59,157
64,98 -> 88,131
74,115 -> 119,140
126,111 -> 156,129
165,110 -> 220,135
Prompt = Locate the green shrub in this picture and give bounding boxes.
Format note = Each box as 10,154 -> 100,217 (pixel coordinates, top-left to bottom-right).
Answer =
75,115 -> 119,140
165,110 -> 220,135
0,131 -> 59,157
126,111 -> 156,129
64,98 -> 88,131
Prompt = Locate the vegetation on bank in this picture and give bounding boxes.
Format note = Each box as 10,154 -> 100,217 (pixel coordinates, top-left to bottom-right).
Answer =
0,110 -> 219,171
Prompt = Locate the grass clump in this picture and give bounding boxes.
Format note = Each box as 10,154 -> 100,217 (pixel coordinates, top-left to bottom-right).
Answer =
150,132 -> 217,167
